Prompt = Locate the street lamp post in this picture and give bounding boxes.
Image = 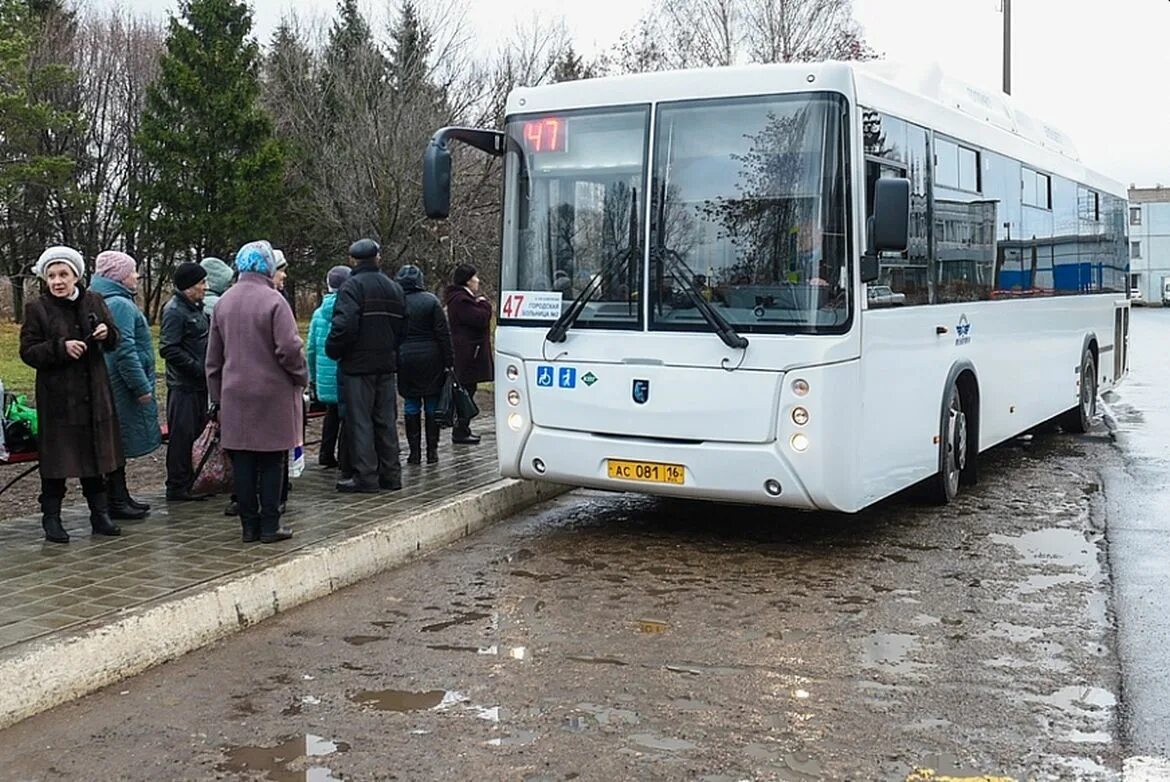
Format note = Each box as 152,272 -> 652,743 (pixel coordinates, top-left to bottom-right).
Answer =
1003,0 -> 1012,95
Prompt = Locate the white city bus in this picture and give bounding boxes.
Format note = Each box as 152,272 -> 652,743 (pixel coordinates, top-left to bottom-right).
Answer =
423,61 -> 1129,512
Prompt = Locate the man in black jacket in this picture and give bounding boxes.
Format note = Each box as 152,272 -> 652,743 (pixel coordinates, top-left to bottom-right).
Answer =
326,239 -> 407,492
160,262 -> 210,501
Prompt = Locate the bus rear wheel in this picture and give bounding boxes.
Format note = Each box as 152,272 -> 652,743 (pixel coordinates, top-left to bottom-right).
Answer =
928,383 -> 967,504
1060,348 -> 1096,434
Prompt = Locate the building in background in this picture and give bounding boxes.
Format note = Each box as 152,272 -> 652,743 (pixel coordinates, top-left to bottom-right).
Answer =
1128,186 -> 1170,305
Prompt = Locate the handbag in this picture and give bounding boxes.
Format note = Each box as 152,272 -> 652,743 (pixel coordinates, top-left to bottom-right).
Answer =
435,371 -> 457,428
190,419 -> 233,495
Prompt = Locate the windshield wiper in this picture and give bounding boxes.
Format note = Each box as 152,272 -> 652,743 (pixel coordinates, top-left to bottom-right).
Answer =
655,247 -> 749,350
546,188 -> 639,344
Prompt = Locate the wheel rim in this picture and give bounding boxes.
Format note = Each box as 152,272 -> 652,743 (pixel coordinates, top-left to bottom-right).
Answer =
1080,360 -> 1096,420
944,392 -> 966,495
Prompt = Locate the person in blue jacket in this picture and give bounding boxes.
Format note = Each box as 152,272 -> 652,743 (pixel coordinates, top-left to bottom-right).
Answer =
90,251 -> 161,519
307,265 -> 352,471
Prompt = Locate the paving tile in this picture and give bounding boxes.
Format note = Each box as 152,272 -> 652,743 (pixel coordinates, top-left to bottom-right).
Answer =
0,412 -> 500,652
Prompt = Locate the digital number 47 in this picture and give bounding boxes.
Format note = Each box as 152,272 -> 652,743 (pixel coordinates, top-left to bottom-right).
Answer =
502,294 -> 525,318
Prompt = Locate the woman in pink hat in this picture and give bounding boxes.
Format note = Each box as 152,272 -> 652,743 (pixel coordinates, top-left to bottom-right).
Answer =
91,250 -> 162,519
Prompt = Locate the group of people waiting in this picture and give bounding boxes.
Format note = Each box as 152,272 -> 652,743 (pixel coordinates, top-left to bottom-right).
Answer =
17,238 -> 493,545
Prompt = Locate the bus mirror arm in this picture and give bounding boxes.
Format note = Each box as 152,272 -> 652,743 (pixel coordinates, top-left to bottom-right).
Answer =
423,127 -> 505,220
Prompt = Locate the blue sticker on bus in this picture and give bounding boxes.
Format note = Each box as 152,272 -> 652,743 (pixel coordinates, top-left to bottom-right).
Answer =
536,366 -> 554,387
558,368 -> 577,388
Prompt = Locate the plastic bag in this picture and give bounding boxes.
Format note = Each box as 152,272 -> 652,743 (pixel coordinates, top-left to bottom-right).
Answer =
288,445 -> 305,478
4,393 -> 37,436
191,420 -> 232,495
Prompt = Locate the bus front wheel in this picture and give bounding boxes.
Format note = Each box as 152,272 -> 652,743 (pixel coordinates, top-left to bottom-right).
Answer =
1060,348 -> 1096,434
928,382 -> 967,504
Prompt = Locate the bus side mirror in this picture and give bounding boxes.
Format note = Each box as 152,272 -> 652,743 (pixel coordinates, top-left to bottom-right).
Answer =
423,141 -> 451,219
872,178 -> 910,254
861,216 -> 879,282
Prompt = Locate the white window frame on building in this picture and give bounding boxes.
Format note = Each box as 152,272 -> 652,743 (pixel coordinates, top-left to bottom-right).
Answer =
1130,206 -> 1142,225
1131,240 -> 1142,259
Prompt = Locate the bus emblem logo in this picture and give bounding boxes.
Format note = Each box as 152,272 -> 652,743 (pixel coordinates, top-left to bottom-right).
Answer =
956,315 -> 972,346
632,379 -> 650,405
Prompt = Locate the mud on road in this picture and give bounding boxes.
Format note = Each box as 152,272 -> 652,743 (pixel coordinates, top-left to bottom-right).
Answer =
2,429 -> 1119,781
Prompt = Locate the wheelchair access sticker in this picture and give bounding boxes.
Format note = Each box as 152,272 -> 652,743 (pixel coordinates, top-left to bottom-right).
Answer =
536,365 -> 583,389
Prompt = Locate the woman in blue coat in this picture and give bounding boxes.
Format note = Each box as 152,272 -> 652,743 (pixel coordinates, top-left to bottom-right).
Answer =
91,251 -> 161,519
307,265 -> 351,471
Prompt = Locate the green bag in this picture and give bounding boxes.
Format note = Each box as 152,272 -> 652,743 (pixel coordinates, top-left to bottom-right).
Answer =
5,394 -> 38,437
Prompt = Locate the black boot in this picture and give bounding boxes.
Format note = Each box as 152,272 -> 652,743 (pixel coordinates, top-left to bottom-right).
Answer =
86,492 -> 122,537
404,414 -> 422,465
452,420 -> 481,445
424,415 -> 440,464
40,495 -> 68,544
107,469 -> 148,520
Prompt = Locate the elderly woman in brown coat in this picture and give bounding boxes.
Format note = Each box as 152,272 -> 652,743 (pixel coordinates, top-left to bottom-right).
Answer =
444,263 -> 493,445
206,240 -> 308,544
19,246 -> 125,543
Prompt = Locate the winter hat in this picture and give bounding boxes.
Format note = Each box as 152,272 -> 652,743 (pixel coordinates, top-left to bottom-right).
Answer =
326,265 -> 351,292
34,246 -> 85,280
94,251 -> 137,285
349,238 -> 380,261
273,249 -> 288,270
234,240 -> 276,277
174,262 -> 207,291
452,263 -> 478,288
395,264 -> 424,289
200,257 -> 234,294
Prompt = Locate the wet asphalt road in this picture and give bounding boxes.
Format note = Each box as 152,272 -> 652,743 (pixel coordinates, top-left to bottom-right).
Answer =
1,420 -> 1123,780
1100,307 -> 1170,764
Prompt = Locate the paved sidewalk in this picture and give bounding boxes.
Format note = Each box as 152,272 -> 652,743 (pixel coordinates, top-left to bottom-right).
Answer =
0,423 -> 500,652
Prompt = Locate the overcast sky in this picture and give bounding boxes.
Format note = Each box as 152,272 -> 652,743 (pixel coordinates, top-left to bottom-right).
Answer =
100,0 -> 1168,187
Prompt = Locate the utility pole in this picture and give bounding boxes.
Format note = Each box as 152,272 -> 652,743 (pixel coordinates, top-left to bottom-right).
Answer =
1003,0 -> 1012,95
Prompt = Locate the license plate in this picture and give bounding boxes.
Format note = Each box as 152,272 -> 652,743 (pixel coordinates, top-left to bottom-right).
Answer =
607,459 -> 685,485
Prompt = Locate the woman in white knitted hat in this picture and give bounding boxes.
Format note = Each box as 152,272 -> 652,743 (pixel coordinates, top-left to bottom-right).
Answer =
19,246 -> 125,543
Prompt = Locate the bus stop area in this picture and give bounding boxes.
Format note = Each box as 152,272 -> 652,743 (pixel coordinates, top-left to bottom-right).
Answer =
0,412 -> 567,730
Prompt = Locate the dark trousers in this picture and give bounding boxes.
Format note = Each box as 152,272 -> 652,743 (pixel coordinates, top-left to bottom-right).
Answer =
455,382 -> 478,436
166,386 -> 208,493
319,404 -> 341,464
229,450 -> 284,535
40,475 -> 104,501
341,372 -> 400,489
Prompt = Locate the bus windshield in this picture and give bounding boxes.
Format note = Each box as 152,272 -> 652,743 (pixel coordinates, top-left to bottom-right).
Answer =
500,105 -> 649,329
650,92 -> 852,334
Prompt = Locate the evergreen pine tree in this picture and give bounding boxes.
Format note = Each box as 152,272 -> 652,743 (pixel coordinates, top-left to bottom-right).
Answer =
136,0 -> 284,262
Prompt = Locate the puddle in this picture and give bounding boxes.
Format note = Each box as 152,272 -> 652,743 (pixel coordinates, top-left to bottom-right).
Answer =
218,734 -> 349,782
349,689 -> 448,711
343,635 -> 387,646
859,632 -> 922,674
637,618 -> 669,634
576,703 -> 640,726
568,655 -> 628,666
510,570 -> 565,583
486,730 -> 539,747
427,644 -> 497,655
629,733 -> 696,751
421,612 -> 491,633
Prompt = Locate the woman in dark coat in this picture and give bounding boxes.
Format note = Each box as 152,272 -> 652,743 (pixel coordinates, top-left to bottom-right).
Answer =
444,263 -> 493,445
19,246 -> 125,543
395,265 -> 454,465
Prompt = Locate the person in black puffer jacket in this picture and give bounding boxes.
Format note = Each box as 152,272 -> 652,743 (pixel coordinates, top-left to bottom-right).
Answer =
325,239 -> 407,493
394,265 -> 455,465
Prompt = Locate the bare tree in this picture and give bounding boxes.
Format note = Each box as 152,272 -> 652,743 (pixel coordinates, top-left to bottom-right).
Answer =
743,0 -> 873,63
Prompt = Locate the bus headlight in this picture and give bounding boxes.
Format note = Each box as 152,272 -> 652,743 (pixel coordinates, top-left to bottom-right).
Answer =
791,407 -> 809,426
792,379 -> 810,397
507,390 -> 521,406
507,413 -> 524,431
506,364 -> 520,381
790,433 -> 810,453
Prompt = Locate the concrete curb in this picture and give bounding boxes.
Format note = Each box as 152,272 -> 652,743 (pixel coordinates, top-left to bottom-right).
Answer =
0,478 -> 569,730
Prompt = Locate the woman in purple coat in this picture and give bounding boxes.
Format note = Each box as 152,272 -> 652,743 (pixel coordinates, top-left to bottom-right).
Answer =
443,263 -> 493,444
206,240 -> 308,543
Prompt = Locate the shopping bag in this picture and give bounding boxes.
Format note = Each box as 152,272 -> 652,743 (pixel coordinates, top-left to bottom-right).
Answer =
4,393 -> 38,436
288,445 -> 305,478
434,371 -> 457,428
190,420 -> 232,495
